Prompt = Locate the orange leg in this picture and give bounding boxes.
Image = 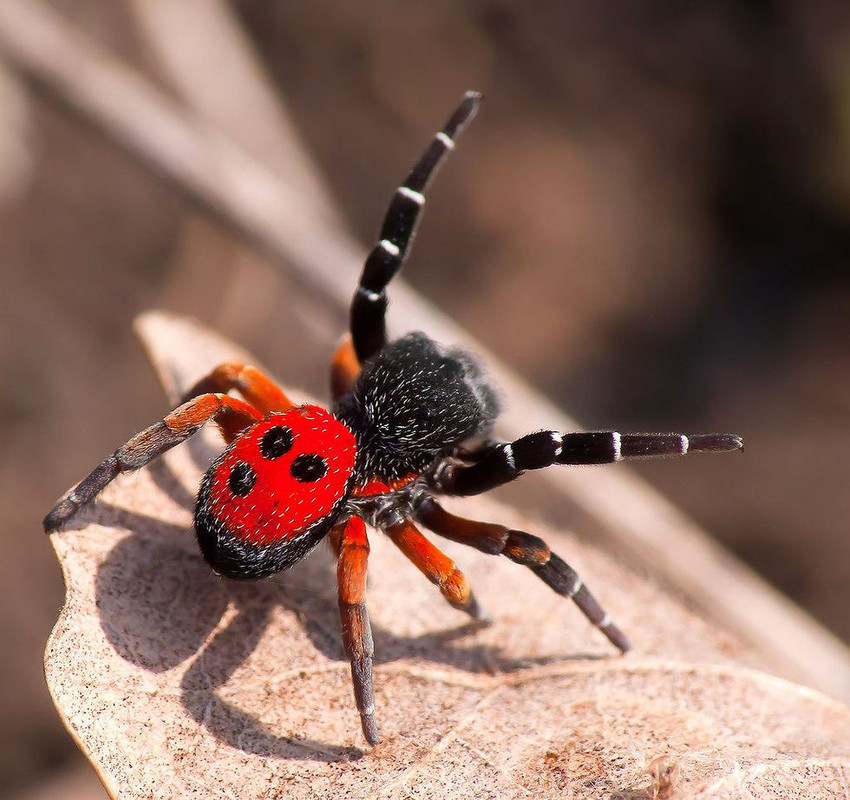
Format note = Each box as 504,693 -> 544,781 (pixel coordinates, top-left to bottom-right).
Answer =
330,335 -> 361,400
182,361 -> 294,416
415,497 -> 629,653
336,517 -> 378,745
328,520 -> 345,559
384,519 -> 488,622
44,393 -> 262,533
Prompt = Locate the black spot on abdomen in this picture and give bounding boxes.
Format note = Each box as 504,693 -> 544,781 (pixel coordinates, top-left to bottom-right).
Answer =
260,425 -> 294,459
228,461 -> 256,496
291,453 -> 327,482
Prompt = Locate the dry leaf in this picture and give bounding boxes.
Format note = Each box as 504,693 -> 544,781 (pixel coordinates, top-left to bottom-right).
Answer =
45,312 -> 850,799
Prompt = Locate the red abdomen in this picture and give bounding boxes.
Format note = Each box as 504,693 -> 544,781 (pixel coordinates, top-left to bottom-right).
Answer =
194,405 -> 356,579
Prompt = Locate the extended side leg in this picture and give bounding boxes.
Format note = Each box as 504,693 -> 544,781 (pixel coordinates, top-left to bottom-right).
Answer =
350,91 -> 481,362
336,517 -> 379,746
44,394 -> 262,532
436,430 -> 743,496
415,497 -> 629,652
384,518 -> 489,622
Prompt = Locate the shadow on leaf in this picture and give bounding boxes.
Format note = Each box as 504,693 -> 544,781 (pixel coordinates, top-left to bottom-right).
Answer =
87,452 -> 604,759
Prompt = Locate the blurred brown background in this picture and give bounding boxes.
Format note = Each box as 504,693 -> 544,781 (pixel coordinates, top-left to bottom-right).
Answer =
2,1 -> 850,797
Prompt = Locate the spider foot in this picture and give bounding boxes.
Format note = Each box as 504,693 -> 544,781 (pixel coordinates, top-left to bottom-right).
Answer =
43,496 -> 78,533
452,590 -> 492,624
533,553 -> 631,653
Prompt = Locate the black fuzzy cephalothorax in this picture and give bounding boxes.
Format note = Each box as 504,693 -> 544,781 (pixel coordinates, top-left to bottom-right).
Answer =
334,332 -> 500,482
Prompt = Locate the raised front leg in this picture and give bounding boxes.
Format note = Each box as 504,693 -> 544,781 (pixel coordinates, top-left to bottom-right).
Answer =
415,497 -> 630,652
350,91 -> 481,363
436,431 -> 743,496
335,517 -> 379,745
44,393 -> 262,532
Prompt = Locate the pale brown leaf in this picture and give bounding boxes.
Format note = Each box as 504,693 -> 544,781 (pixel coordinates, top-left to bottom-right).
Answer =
45,312 -> 850,799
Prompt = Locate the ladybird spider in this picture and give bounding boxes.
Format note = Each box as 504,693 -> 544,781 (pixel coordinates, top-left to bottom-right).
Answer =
44,91 -> 742,747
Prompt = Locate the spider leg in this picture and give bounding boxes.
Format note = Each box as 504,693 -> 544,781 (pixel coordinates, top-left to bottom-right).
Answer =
436,430 -> 743,496
330,335 -> 361,401
415,497 -> 629,652
350,91 -> 481,363
43,393 -> 262,532
181,361 -> 294,417
328,519 -> 345,559
384,518 -> 489,623
336,516 -> 379,746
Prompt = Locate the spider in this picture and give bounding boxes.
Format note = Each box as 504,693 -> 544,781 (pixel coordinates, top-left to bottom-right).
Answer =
44,91 -> 742,746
